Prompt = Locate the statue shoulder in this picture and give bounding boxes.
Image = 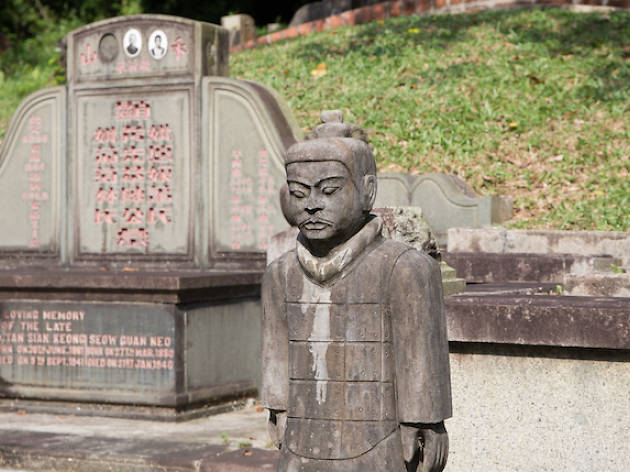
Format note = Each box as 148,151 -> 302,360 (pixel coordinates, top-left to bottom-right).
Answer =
263,249 -> 298,284
377,239 -> 440,276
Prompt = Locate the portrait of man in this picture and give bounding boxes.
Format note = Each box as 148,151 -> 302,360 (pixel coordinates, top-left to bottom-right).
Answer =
149,30 -> 167,59
123,28 -> 141,57
262,111 -> 452,471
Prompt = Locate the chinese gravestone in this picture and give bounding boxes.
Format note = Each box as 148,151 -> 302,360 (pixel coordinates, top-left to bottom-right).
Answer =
0,14 -> 300,416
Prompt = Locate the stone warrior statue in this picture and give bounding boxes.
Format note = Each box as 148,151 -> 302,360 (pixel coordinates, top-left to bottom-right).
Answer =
262,110 -> 452,471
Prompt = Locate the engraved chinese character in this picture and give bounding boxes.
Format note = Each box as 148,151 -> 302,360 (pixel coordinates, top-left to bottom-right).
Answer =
121,186 -> 146,203
148,207 -> 172,224
147,184 -> 172,203
122,208 -> 145,224
122,165 -> 145,183
116,228 -> 149,247
94,208 -> 117,224
96,187 -> 118,204
171,36 -> 188,60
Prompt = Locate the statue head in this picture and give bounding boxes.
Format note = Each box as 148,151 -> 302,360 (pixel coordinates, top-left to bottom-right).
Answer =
283,111 -> 377,255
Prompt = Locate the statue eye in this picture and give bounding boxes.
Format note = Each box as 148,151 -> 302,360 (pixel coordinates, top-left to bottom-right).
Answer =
290,189 -> 306,199
322,186 -> 339,195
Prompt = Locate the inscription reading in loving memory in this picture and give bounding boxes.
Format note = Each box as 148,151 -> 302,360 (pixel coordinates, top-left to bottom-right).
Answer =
0,309 -> 174,371
91,99 -> 175,249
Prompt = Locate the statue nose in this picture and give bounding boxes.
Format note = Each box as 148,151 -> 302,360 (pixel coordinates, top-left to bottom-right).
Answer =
305,192 -> 323,214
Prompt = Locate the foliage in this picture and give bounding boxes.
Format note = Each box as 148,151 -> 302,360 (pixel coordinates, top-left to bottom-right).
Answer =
140,0 -> 309,25
0,0 -> 143,138
231,8 -> 630,232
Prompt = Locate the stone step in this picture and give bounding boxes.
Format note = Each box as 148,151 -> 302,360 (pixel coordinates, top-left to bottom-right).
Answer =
447,228 -> 630,267
564,273 -> 630,298
445,292 -> 630,350
442,251 -> 620,284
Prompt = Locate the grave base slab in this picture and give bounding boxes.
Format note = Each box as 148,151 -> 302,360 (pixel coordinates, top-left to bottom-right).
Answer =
0,270 -> 263,418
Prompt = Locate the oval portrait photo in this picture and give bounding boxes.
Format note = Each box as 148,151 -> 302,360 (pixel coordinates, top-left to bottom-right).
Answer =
123,28 -> 142,58
149,30 -> 168,60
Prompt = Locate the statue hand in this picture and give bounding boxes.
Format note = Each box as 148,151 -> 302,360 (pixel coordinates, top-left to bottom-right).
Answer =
400,423 -> 421,463
419,422 -> 449,472
267,409 -> 287,449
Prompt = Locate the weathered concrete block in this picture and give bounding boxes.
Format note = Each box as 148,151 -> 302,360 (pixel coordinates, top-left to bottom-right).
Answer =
442,252 -> 621,284
447,344 -> 630,472
0,272 -> 262,411
564,273 -> 630,298
221,14 -> 256,48
448,228 -> 630,267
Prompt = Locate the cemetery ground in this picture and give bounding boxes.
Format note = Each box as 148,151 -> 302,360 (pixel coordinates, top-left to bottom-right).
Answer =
1,9 -> 628,233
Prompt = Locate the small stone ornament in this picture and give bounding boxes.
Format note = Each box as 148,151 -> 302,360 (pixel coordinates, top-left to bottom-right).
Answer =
262,111 -> 452,471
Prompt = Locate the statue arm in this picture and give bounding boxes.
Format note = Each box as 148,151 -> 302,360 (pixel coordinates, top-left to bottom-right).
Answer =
389,250 -> 452,470
261,258 -> 290,449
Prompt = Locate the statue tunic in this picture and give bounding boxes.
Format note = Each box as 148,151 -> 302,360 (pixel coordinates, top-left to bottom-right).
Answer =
262,217 -> 452,469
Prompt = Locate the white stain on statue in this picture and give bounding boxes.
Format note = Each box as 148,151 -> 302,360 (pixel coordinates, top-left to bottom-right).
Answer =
303,284 -> 332,405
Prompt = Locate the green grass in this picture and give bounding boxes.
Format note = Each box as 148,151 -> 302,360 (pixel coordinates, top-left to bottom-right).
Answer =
1,8 -> 628,231
230,8 -> 629,232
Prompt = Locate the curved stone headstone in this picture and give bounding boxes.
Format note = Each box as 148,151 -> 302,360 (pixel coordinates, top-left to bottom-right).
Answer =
375,173 -> 512,245
0,87 -> 66,270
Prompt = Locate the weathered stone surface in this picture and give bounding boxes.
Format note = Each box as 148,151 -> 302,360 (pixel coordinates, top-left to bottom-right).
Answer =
0,87 -> 65,270
564,273 -> 630,298
372,206 -> 440,259
0,272 -> 262,408
289,0 -> 352,26
0,15 -> 300,270
375,173 -> 512,244
221,14 -> 256,48
205,78 -> 297,257
448,227 -> 630,267
0,14 -> 305,412
373,206 -> 466,295
448,343 -> 630,472
0,430 -> 279,471
267,208 -> 466,295
445,294 -> 630,350
442,251 -> 621,283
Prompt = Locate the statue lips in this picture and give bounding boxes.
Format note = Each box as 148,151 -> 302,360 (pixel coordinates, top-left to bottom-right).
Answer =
300,218 -> 332,231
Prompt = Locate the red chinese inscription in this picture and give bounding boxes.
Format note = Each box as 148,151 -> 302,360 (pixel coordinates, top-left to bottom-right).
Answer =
90,98 -> 176,250
171,36 -> 188,61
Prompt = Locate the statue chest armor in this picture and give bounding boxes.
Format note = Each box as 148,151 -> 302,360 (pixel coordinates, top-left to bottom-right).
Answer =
283,243 -> 401,459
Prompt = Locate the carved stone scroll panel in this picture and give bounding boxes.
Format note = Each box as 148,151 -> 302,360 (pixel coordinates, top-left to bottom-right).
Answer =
73,87 -> 192,259
0,87 -> 65,264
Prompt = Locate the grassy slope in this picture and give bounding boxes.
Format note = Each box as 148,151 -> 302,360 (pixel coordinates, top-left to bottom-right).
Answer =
230,8 -> 629,232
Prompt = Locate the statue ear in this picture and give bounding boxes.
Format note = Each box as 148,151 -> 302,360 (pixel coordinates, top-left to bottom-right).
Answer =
279,183 -> 297,226
362,175 -> 377,211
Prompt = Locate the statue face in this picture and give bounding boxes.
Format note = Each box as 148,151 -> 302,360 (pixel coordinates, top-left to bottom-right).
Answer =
286,160 -> 366,248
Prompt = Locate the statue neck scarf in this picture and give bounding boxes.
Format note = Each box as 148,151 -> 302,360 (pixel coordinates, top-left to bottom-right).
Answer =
296,216 -> 382,284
